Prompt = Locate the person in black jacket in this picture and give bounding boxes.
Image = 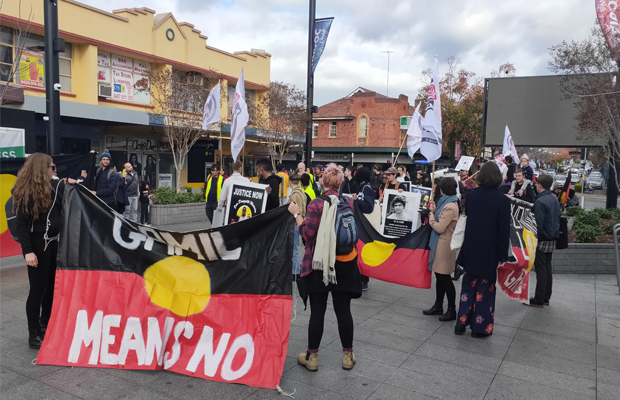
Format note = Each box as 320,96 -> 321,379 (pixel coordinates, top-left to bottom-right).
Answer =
92,149 -> 118,208
505,155 -> 516,183
139,180 -> 152,225
257,158 -> 282,211
354,167 -> 375,291
455,162 -> 511,338
12,153 -> 76,349
510,169 -> 536,203
342,165 -> 359,195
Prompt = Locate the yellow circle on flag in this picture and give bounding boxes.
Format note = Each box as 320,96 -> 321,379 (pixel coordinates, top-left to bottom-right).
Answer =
360,241 -> 397,267
0,174 -> 17,233
144,256 -> 211,317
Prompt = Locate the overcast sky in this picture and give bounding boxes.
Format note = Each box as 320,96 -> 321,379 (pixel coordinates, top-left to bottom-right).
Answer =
80,0 -> 597,106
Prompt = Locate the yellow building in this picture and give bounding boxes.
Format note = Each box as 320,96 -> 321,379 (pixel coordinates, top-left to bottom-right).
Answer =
0,0 -> 272,188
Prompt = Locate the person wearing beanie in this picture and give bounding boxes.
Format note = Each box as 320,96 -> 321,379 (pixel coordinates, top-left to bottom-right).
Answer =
92,149 -> 119,207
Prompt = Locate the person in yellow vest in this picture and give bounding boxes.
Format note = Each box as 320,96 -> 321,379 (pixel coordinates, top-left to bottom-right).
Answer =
276,163 -> 290,204
300,173 -> 316,204
203,165 -> 224,225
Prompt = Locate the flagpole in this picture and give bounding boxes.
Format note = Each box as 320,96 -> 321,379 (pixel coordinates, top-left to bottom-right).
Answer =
393,132 -> 408,166
430,160 -> 436,201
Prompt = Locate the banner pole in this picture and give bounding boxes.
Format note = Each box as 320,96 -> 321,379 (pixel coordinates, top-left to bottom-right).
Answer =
219,124 -> 223,170
430,160 -> 436,200
393,132 -> 408,166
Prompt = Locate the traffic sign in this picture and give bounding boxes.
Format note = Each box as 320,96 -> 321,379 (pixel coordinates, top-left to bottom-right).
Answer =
400,116 -> 411,129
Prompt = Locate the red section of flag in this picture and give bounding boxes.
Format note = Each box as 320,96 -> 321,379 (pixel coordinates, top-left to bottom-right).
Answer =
356,242 -> 431,288
37,270 -> 292,389
497,246 -> 531,303
0,230 -> 22,258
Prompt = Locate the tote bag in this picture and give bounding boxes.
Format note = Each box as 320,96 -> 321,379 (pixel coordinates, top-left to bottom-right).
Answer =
450,214 -> 467,251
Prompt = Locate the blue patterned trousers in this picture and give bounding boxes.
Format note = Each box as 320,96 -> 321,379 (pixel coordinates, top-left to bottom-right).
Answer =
456,272 -> 496,335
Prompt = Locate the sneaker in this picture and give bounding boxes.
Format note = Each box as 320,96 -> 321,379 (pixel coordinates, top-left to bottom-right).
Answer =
527,298 -> 544,308
342,351 -> 356,370
298,352 -> 318,372
362,282 -> 368,291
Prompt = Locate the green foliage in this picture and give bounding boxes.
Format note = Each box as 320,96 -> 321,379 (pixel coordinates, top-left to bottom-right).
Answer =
153,186 -> 203,205
574,224 -> 602,243
574,211 -> 601,228
565,206 -> 585,216
603,222 -> 618,235
592,208 -> 615,220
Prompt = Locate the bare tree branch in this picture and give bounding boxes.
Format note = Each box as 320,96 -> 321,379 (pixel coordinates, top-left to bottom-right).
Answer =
0,0 -> 34,104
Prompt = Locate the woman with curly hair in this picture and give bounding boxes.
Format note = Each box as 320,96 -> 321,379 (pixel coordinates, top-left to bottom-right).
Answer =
12,153 -> 75,349
288,163 -> 361,372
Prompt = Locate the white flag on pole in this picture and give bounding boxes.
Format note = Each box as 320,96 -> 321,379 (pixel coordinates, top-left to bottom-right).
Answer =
230,67 -> 249,162
502,125 -> 519,161
202,81 -> 221,130
407,103 -> 424,157
421,56 -> 442,162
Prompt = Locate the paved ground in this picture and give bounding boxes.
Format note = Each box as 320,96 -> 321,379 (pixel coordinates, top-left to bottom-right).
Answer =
1,260 -> 619,399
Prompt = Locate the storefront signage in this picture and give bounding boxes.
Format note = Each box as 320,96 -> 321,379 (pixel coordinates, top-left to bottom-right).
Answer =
111,54 -> 133,72
97,51 -> 111,68
0,127 -> 26,158
133,74 -> 150,104
19,51 -> 44,88
194,139 -> 221,150
97,67 -> 110,83
400,116 -> 412,130
133,61 -> 151,75
112,70 -> 134,102
131,138 -> 157,151
313,153 -> 350,162
159,174 -> 173,188
105,136 -> 127,150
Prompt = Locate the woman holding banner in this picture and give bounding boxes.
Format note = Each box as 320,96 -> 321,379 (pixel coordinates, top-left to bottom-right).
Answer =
12,153 -> 76,349
423,178 -> 460,321
454,162 -> 511,338
288,163 -> 361,372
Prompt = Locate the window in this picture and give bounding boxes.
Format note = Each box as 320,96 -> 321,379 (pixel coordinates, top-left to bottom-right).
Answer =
359,116 -> 368,137
312,124 -> 318,138
59,43 -> 72,92
329,122 -> 337,137
172,71 -> 209,112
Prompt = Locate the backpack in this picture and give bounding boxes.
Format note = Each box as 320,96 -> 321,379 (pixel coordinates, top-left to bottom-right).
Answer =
5,196 -> 20,241
319,195 -> 358,255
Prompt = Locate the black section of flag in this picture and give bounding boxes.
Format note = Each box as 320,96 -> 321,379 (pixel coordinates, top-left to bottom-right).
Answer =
0,153 -> 97,188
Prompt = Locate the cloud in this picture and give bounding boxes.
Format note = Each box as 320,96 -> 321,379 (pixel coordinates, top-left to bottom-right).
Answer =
77,0 -> 598,105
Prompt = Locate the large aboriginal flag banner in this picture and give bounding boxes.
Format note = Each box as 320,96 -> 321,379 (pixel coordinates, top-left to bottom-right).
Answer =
36,185 -> 294,389
0,154 -> 96,258
354,203 -> 432,288
497,197 -> 538,303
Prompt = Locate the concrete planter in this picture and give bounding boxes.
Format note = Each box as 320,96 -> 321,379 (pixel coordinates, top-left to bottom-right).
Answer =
554,243 -> 617,274
150,202 -> 207,226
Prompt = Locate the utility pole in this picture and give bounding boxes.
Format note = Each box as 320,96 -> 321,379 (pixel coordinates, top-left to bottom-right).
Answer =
380,50 -> 393,97
44,0 -> 62,155
305,0 -> 316,166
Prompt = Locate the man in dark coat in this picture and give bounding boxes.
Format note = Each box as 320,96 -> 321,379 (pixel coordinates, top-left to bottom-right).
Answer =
92,149 -> 118,208
257,158 -> 282,211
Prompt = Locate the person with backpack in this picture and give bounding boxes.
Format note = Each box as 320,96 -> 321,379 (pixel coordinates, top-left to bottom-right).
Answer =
287,163 -> 361,372
11,153 -> 76,349
92,149 -> 119,209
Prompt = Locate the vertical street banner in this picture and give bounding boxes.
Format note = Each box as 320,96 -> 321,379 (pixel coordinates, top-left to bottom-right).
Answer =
230,68 -> 249,162
596,0 -> 620,54
421,56 -> 443,162
502,125 -> 519,161
224,182 -> 268,225
0,154 -> 96,258
19,50 -> 44,88
36,185 -> 294,389
202,82 -> 221,130
355,203 -> 432,289
406,103 -> 424,157
497,197 -> 538,303
311,18 -> 334,74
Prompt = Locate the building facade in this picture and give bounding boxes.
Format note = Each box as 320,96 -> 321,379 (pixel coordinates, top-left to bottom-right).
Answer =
1,0 -> 271,188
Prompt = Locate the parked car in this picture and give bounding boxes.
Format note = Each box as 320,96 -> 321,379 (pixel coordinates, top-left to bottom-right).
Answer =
586,173 -> 605,189
546,169 -> 556,177
554,175 -> 567,190
571,173 -> 581,184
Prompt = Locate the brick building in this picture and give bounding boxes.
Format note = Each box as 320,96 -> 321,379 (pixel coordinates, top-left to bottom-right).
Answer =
312,87 -> 420,167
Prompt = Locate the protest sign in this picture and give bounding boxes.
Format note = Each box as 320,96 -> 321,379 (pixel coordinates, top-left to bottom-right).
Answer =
380,189 -> 421,238
455,156 -> 475,172
224,182 -> 268,225
36,185 -> 294,389
411,186 -> 432,209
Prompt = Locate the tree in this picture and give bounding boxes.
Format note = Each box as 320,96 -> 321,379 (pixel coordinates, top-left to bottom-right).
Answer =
149,68 -> 213,191
253,81 -> 307,170
0,0 -> 34,105
548,25 -> 620,188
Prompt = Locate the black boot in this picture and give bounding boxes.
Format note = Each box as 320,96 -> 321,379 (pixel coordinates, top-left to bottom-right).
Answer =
29,329 -> 43,349
423,303 -> 444,315
438,307 -> 456,321
39,318 -> 48,337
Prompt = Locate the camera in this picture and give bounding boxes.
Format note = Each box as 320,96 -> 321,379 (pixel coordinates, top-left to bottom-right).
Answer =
53,83 -> 62,91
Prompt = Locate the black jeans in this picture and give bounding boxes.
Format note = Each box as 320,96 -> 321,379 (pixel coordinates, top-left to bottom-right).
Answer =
534,249 -> 553,302
25,234 -> 58,332
308,292 -> 354,351
140,203 -> 150,223
435,272 -> 456,309
205,202 -> 217,224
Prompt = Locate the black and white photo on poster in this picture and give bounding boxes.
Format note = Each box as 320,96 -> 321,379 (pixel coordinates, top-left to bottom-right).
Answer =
411,186 -> 432,209
380,189 -> 421,238
224,182 -> 268,225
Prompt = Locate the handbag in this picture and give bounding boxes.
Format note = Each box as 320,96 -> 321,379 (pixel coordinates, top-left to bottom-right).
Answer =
450,214 -> 467,251
556,216 -> 569,250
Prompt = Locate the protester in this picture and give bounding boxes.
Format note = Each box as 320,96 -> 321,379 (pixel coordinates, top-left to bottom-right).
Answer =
313,164 -> 325,195
257,158 -> 282,211
218,161 -> 249,210
297,162 -> 306,175
505,155 -> 516,182
424,178 -> 460,321
353,167 -> 374,291
371,165 -> 383,197
379,173 -> 388,199
113,163 -> 129,214
288,172 -> 307,280
509,169 -> 535,203
379,167 -> 400,202
121,162 -> 139,222
277,163 -> 290,202
300,173 -> 315,207
139,180 -> 152,225
397,165 -> 410,183
422,173 -> 433,188
219,168 -> 230,180
529,174 -> 560,307
342,165 -> 359,195
455,162 -> 510,338
204,165 -> 224,224
432,177 -> 444,204
92,149 -> 119,208
288,163 -> 361,372
459,170 -> 476,191
413,170 -> 424,186
520,155 -> 534,181
12,153 -> 76,349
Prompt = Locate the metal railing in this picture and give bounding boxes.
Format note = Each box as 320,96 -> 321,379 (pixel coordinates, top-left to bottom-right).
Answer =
613,224 -> 620,294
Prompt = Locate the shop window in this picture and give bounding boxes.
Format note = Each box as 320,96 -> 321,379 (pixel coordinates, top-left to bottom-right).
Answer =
329,122 -> 337,137
359,116 -> 368,137
312,124 -> 318,138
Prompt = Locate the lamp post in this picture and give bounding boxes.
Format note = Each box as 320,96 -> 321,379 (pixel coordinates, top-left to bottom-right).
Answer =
44,0 -> 62,155
304,0 -> 316,166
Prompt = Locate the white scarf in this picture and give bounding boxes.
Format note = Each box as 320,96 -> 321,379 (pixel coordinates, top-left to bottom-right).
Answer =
312,195 -> 339,285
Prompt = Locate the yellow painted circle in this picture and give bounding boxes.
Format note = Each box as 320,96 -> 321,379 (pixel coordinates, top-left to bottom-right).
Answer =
360,241 -> 397,267
0,174 -> 17,233
144,256 -> 211,317
236,205 -> 252,218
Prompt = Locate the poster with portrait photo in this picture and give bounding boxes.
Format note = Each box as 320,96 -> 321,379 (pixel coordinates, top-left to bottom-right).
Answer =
380,189 -> 421,238
411,186 -> 432,209
224,182 -> 268,225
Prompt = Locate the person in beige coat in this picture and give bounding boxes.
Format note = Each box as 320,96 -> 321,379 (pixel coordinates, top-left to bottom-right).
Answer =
423,178 -> 460,321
